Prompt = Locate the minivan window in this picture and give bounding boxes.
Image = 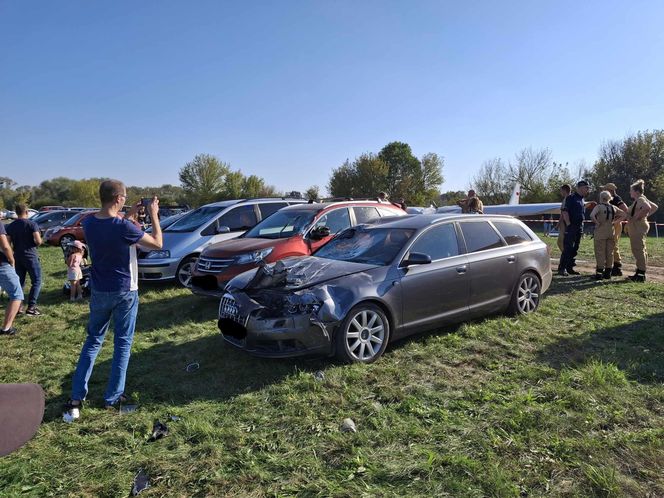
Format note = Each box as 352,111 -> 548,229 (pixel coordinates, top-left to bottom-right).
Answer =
314,208 -> 351,235
409,224 -> 459,260
258,202 -> 288,221
244,209 -> 316,239
353,206 -> 381,224
492,221 -> 533,245
166,206 -> 224,233
217,205 -> 258,231
459,221 -> 505,253
64,213 -> 85,226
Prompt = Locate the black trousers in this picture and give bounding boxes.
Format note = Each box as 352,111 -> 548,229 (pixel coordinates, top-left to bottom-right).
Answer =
558,224 -> 582,271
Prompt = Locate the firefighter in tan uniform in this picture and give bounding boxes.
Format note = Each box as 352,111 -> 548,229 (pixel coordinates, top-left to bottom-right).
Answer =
590,191 -> 626,279
626,179 -> 659,282
600,182 -> 628,275
556,184 -> 571,252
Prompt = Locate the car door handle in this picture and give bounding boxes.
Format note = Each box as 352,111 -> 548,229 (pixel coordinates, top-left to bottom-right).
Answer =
456,265 -> 467,274
506,255 -> 516,263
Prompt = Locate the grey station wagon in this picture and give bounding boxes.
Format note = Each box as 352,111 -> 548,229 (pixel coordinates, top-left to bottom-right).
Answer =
218,214 -> 552,363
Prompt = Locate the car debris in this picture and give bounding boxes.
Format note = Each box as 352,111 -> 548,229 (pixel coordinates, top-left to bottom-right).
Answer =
314,370 -> 325,381
185,362 -> 200,373
131,469 -> 150,496
119,404 -> 138,414
148,420 -> 169,442
341,418 -> 357,433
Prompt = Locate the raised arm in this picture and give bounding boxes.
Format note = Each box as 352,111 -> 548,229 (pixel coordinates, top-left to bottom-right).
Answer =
138,197 -> 162,250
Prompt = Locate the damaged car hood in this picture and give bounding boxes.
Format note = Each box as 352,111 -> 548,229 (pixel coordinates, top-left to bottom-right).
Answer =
227,256 -> 380,292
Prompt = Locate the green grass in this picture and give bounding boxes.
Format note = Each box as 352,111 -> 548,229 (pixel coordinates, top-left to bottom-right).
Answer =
1,246 -> 663,497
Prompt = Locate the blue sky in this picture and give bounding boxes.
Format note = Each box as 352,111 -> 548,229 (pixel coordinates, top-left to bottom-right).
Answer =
1,0 -> 663,194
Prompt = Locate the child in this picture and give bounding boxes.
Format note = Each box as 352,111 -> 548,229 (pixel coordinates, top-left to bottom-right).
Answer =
590,190 -> 626,280
66,241 -> 85,301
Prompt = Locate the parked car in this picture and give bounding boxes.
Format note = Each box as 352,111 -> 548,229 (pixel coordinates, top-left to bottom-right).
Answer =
191,201 -> 407,297
39,205 -> 66,212
218,214 -> 552,363
138,198 -> 307,287
32,210 -> 76,235
44,211 -> 98,248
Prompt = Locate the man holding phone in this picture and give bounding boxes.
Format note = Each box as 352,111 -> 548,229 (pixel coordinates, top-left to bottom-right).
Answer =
63,180 -> 163,422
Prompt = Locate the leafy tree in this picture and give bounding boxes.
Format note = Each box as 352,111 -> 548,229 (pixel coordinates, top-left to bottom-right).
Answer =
221,170 -> 245,200
241,175 -> 274,198
589,130 -> 664,217
69,179 -> 101,207
305,185 -> 320,201
472,158 -> 511,204
329,143 -> 444,205
179,154 -> 230,206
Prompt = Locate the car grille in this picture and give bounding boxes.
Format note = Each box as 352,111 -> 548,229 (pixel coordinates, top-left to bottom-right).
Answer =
219,294 -> 247,325
197,256 -> 235,273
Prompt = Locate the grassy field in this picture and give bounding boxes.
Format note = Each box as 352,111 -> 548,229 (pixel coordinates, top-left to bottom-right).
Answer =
1,246 -> 663,497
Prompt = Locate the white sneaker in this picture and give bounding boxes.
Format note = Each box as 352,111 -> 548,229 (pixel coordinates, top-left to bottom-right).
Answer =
62,400 -> 82,423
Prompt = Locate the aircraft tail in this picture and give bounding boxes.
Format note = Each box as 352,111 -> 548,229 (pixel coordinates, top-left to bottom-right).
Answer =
508,182 -> 521,205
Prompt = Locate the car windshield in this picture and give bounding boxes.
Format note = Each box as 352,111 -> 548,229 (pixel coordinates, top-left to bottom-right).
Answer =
165,206 -> 224,233
63,213 -> 85,226
315,227 -> 416,266
243,209 -> 316,239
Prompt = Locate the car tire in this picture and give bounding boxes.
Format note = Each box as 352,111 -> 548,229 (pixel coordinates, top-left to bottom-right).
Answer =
60,235 -> 75,249
508,271 -> 541,315
176,255 -> 198,288
335,303 -> 390,364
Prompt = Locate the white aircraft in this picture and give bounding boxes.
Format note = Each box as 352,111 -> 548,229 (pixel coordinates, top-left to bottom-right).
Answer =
434,183 -> 564,217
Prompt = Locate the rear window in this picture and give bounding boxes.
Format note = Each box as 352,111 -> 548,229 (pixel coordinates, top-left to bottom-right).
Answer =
353,206 -> 381,224
492,221 -> 533,245
259,202 -> 288,220
459,221 -> 505,253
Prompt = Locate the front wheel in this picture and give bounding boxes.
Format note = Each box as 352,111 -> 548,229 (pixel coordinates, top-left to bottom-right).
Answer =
60,234 -> 75,249
508,271 -> 541,315
176,256 -> 198,288
335,303 -> 390,364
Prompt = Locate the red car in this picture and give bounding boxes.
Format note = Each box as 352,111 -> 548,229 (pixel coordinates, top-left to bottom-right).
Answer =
44,211 -> 98,248
190,201 -> 406,296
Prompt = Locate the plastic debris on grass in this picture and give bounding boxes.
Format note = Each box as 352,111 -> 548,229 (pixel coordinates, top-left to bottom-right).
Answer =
131,469 -> 149,496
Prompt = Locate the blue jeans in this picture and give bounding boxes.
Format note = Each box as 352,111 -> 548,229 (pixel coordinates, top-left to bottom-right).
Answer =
0,263 -> 24,301
15,254 -> 42,307
71,290 -> 139,405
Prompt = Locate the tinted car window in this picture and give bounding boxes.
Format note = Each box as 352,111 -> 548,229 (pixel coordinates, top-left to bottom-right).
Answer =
409,223 -> 459,260
353,206 -> 380,224
493,221 -> 533,245
315,227 -> 416,266
259,202 -> 287,220
244,209 -> 316,239
314,208 -> 351,235
460,221 -> 505,253
218,205 -> 258,232
167,206 -> 224,232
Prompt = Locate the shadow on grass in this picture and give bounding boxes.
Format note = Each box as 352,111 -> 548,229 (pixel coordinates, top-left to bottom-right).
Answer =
48,334 -> 329,422
544,274 -> 632,297
537,311 -> 664,384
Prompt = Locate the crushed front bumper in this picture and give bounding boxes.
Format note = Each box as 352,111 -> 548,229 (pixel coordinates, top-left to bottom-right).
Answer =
217,292 -> 336,358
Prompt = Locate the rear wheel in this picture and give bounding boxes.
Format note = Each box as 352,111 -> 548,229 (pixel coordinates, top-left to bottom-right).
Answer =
176,255 -> 198,288
508,271 -> 541,315
335,303 -> 390,363
60,234 -> 75,249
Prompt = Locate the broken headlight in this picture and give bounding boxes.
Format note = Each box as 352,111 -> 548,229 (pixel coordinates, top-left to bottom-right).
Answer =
286,302 -> 322,315
234,248 -> 273,265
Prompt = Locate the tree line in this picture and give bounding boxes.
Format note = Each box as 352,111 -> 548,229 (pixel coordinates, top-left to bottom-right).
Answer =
1,131 -> 662,217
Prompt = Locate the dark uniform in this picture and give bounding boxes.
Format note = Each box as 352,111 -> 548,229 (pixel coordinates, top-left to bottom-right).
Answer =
558,191 -> 584,274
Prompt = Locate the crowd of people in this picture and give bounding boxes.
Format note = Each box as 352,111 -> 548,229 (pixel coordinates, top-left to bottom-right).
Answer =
557,179 -> 659,282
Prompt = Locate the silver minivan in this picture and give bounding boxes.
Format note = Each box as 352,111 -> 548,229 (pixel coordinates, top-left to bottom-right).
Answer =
138,198 -> 306,286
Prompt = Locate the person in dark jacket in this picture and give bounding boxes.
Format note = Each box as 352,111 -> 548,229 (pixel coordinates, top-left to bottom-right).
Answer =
6,204 -> 42,315
557,180 -> 590,276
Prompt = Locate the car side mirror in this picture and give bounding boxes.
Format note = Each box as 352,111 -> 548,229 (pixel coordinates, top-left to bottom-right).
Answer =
401,252 -> 432,267
216,225 -> 231,234
309,226 -> 331,241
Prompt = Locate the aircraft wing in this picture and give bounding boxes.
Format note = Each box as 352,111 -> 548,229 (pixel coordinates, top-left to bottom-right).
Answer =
435,203 -> 561,217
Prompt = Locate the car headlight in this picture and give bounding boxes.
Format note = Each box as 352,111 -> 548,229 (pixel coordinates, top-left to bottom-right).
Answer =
234,248 -> 273,265
286,302 -> 322,315
144,250 -> 170,259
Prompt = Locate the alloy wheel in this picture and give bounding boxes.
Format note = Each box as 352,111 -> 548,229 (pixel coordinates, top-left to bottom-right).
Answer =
345,309 -> 386,362
517,275 -> 540,313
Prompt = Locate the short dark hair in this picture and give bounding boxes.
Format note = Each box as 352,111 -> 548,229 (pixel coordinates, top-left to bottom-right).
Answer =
99,180 -> 126,204
14,203 -> 28,216
560,184 -> 571,193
